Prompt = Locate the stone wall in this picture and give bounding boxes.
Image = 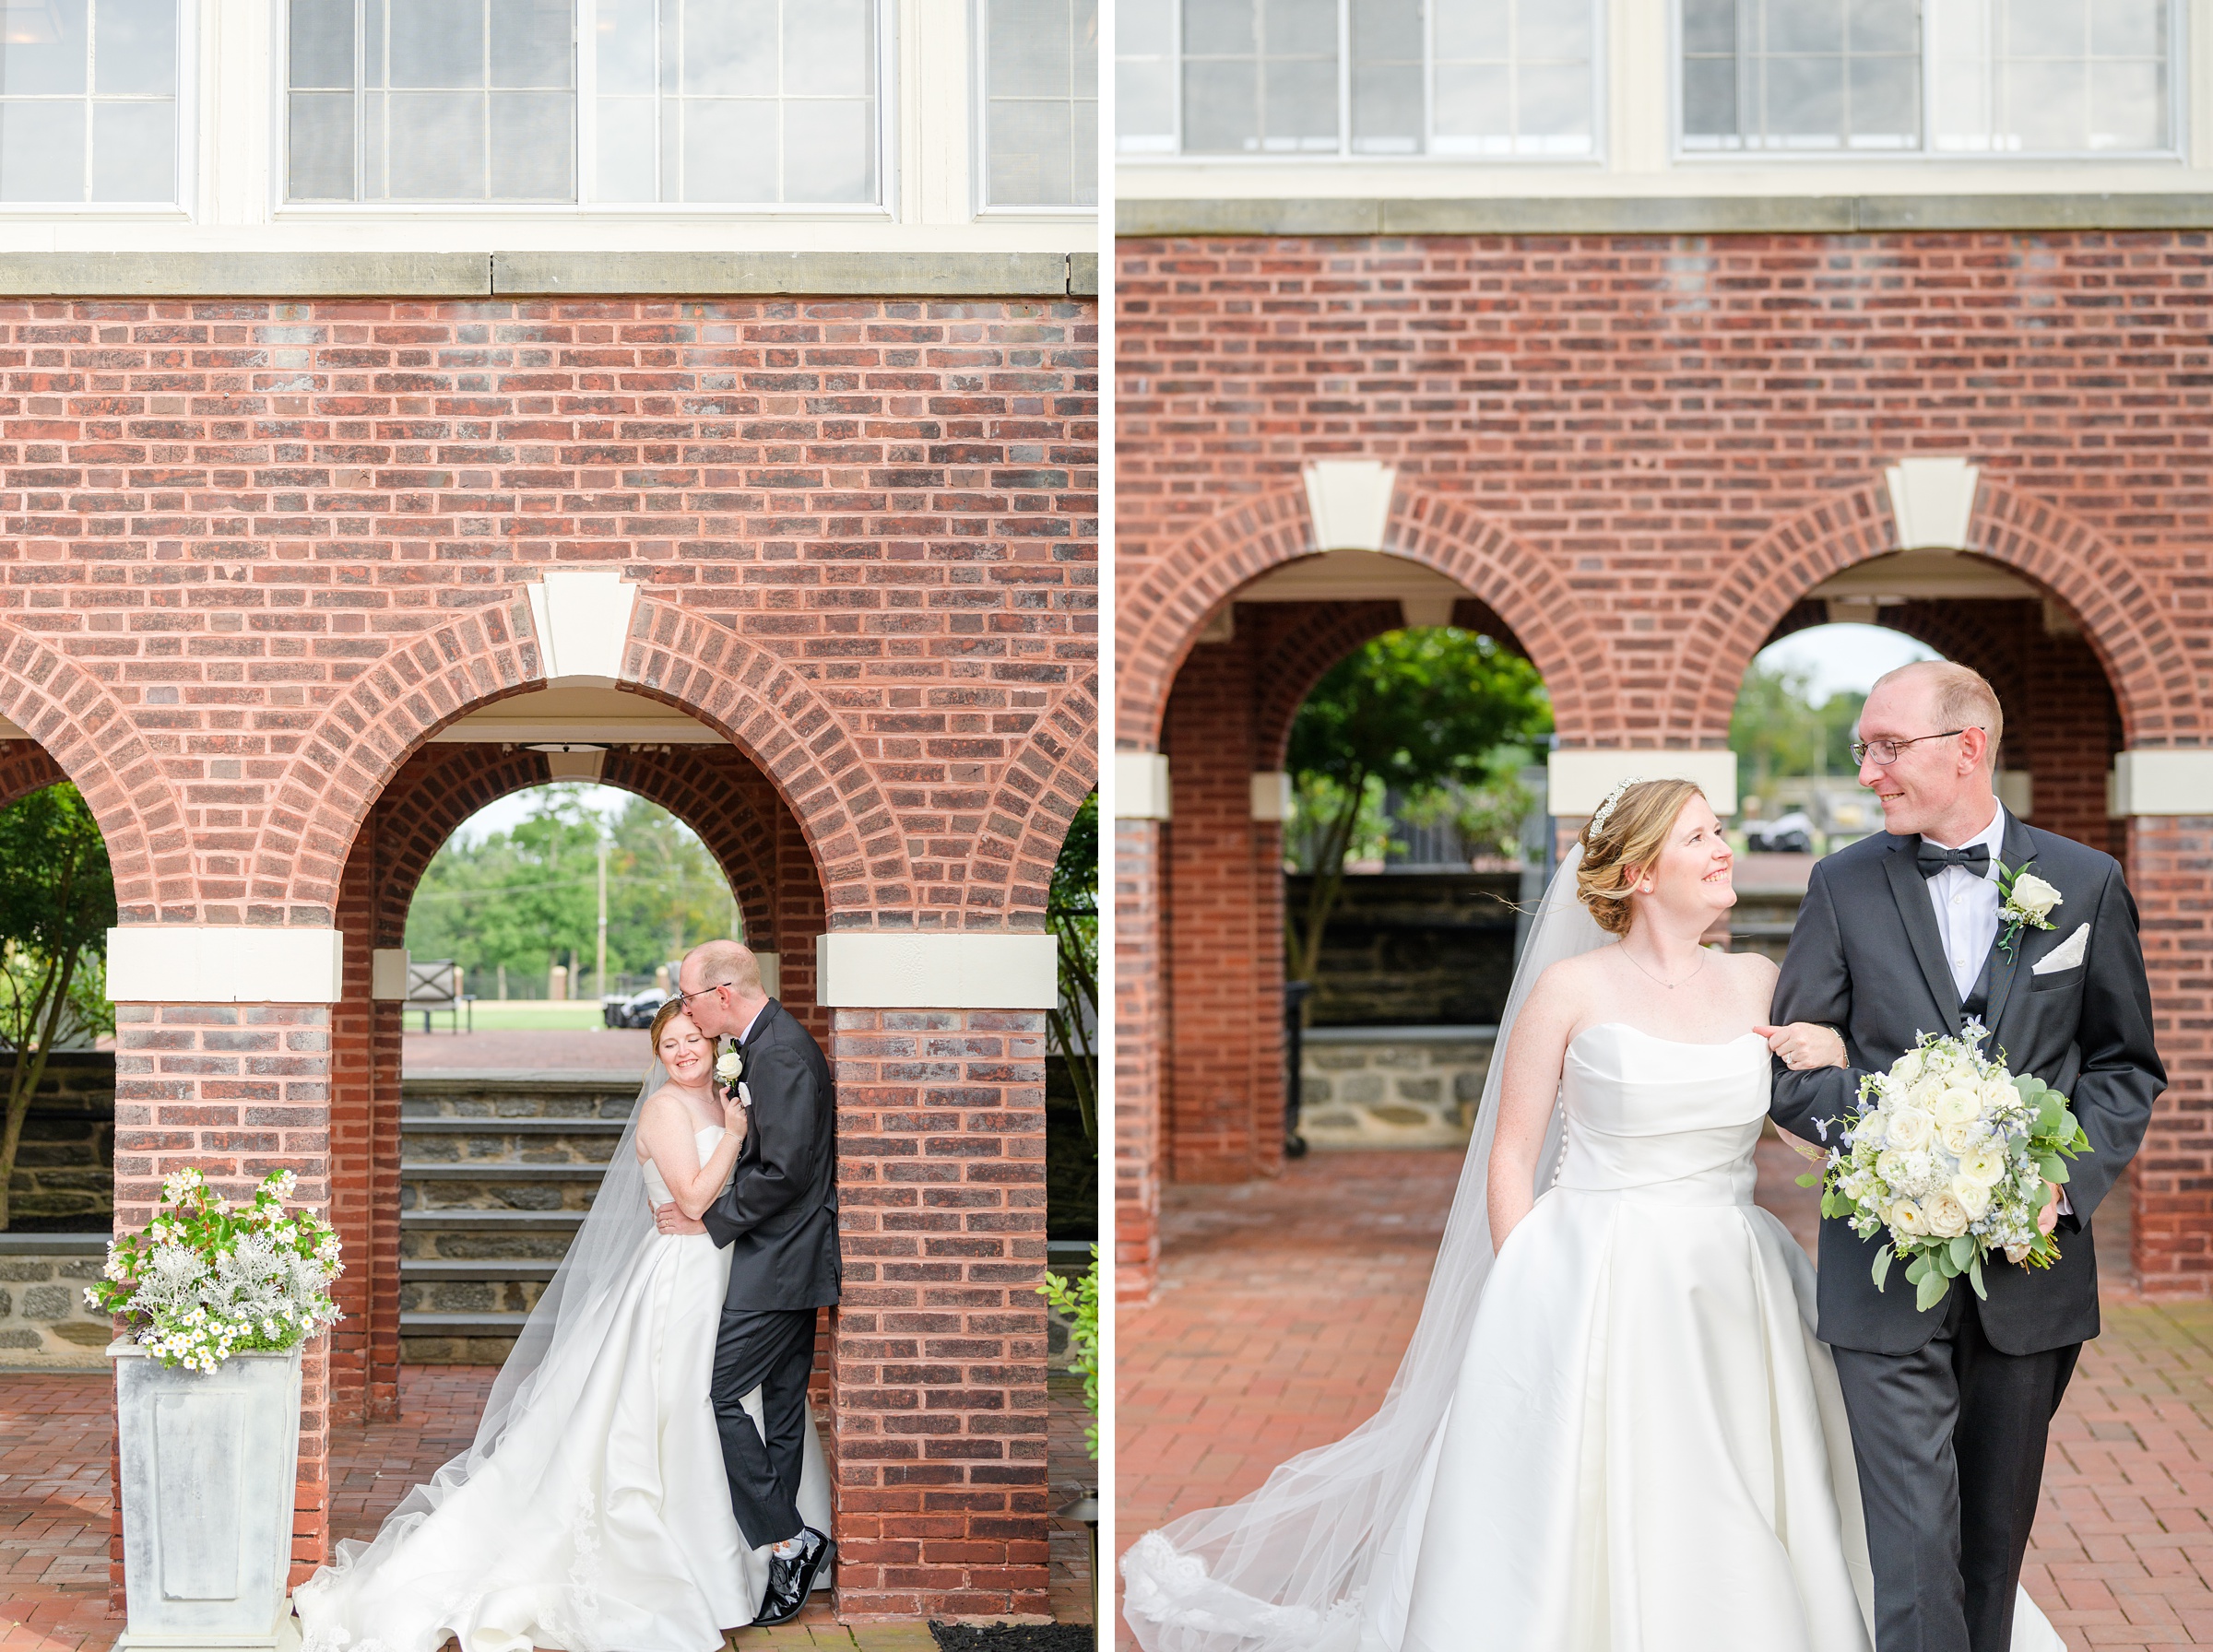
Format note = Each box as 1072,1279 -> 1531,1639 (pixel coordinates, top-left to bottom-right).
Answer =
6,1050 -> 116,1230
1288,872 -> 1521,1026
1296,1027 -> 1495,1150
0,1234 -> 112,1368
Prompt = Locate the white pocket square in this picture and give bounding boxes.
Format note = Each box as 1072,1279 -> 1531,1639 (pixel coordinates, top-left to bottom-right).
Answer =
2032,923 -> 2089,974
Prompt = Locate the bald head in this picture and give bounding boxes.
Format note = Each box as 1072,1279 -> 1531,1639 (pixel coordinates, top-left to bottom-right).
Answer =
678,939 -> 768,1037
1869,659 -> 2004,771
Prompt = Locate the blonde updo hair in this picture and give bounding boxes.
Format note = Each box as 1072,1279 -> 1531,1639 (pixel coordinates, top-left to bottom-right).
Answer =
1576,777 -> 1709,937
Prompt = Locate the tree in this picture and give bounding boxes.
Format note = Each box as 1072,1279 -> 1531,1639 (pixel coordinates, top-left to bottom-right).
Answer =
1046,791 -> 1098,1144
0,784 -> 117,1231
1731,660 -> 1870,800
1284,629 -> 1552,983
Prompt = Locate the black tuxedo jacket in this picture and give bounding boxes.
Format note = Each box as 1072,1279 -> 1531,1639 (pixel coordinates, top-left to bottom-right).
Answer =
701,999 -> 842,1312
1769,815 -> 2162,1356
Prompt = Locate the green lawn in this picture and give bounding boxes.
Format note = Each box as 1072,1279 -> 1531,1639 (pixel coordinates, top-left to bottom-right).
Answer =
417,999 -> 625,1032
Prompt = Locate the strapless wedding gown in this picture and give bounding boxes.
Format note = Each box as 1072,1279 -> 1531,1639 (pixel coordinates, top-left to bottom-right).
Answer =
1365,1023 -> 2065,1652
294,1126 -> 832,1652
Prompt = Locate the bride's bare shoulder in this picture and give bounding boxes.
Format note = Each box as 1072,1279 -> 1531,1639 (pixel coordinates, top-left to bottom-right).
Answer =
1525,948 -> 1615,1015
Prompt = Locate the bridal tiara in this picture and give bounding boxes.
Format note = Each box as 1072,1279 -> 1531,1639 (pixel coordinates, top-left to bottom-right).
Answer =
1589,776 -> 1644,836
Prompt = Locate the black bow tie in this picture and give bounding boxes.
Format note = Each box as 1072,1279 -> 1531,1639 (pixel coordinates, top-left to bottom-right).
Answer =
1916,842 -> 1991,879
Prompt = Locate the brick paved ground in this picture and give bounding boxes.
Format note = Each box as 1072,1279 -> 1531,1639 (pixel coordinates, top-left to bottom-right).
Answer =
0,1363 -> 1095,1649
1118,1147 -> 2207,1651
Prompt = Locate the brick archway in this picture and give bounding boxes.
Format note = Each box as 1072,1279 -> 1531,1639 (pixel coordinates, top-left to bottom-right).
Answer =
0,741 -> 66,814
1679,476 -> 2201,749
1117,485 -> 1585,749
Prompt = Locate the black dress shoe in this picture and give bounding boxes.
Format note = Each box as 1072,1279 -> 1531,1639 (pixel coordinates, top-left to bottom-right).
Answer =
754,1527 -> 833,1626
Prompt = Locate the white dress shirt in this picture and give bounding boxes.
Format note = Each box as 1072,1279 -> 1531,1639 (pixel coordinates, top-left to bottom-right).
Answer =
1923,800 -> 2007,1003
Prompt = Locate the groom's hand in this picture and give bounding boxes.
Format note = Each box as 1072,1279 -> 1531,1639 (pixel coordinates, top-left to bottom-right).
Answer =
654,1202 -> 707,1237
2038,1181 -> 2062,1236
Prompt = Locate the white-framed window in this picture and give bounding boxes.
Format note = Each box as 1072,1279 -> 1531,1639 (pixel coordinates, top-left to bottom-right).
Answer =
1679,0 -> 2180,157
979,0 -> 1097,207
0,0 -> 184,205
284,0 -> 889,206
1117,0 -> 1601,158
587,0 -> 882,205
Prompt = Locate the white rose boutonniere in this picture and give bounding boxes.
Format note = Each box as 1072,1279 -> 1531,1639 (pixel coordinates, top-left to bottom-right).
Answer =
715,1049 -> 743,1085
1994,862 -> 2062,959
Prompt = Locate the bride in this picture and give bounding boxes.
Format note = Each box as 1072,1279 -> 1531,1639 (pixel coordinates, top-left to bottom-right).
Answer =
1121,778 -> 2065,1652
295,1001 -> 832,1652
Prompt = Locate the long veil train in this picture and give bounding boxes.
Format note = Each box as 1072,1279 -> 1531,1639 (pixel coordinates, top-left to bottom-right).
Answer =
1120,846 -> 1605,1652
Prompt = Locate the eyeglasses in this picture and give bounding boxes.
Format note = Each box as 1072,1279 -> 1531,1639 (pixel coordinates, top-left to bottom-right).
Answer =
1850,728 -> 1976,766
675,980 -> 736,1008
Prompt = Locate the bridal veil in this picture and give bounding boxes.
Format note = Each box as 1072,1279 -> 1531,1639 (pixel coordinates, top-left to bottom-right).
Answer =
1121,846 -> 1610,1652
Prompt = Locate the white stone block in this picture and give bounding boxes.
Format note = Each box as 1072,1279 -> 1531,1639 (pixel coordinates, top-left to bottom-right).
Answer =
2111,749 -> 2213,816
108,927 -> 345,1004
1250,772 -> 1294,822
1115,751 -> 1172,820
815,932 -> 1058,1009
1884,457 -> 1980,550
525,570 -> 639,686
113,1342 -> 302,1652
1995,770 -> 2033,820
1302,460 -> 1397,552
756,951 -> 780,999
370,948 -> 409,1000
1546,749 -> 1740,817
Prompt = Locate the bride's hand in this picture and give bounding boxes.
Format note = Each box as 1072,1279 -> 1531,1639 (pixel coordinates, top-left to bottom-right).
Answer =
1775,1127 -> 1827,1163
721,1085 -> 750,1143
1757,1021 -> 1846,1071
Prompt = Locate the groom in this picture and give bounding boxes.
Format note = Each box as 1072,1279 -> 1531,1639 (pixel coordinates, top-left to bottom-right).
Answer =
1769,660 -> 2163,1652
655,939 -> 839,1622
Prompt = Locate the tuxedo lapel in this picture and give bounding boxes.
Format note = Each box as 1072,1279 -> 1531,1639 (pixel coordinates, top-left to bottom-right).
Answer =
1884,837 -> 1963,1034
1983,817 -> 2041,1055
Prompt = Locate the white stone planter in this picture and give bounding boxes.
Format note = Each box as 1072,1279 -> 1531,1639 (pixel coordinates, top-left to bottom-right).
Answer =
111,1340 -> 304,1652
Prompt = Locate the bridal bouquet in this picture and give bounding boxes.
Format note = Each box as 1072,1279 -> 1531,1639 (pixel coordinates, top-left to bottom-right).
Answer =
1809,1022 -> 2089,1311
85,1166 -> 343,1373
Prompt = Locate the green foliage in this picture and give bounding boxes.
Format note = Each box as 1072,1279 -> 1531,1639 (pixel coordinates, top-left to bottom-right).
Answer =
0,783 -> 117,1230
1046,792 -> 1098,1144
405,787 -> 738,992
1730,659 -> 1868,797
1284,629 -> 1551,982
1037,1250 -> 1099,1457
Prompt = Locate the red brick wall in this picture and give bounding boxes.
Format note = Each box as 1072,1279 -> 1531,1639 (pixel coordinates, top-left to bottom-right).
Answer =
1115,230 -> 2208,1298
0,291 -> 1095,1612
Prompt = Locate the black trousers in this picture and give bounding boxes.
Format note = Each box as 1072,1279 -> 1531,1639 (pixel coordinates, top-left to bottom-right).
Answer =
1830,1288 -> 2079,1652
710,1304 -> 818,1549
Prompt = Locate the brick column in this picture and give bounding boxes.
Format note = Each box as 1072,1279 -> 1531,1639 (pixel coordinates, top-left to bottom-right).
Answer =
2127,812 -> 2211,1293
1162,634 -> 1283,1182
829,1005 -> 1050,1617
109,997 -> 336,1594
1115,815 -> 1164,1303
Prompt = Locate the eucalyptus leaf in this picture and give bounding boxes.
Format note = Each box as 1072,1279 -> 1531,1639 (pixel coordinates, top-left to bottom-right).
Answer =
1916,1269 -> 1950,1313
1968,1254 -> 1987,1300
1872,1245 -> 1893,1292
1949,1234 -> 1975,1269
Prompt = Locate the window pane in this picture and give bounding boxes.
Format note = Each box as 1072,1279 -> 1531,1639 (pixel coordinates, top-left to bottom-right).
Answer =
290,0 -> 355,88
1765,53 -> 1841,141
1181,58 -> 1258,149
0,0 -> 88,95
289,88 -> 355,194
384,88 -> 483,195
1847,51 -> 1916,140
989,96 -> 1071,201
994,0 -> 1071,97
1350,57 -> 1419,151
1267,0 -> 1335,56
95,0 -> 173,93
1681,54 -> 1737,137
1767,0 -> 1842,53
389,0 -> 482,88
2093,0 -> 2162,56
0,100 -> 84,197
1433,0 -> 1508,60
1263,54 -> 1336,145
1118,56 -> 1174,144
1520,0 -> 1587,56
785,0 -> 870,97
1184,0 -> 1254,57
491,0 -> 571,87
679,95 -> 775,197
489,88 -> 570,193
2089,56 -> 2160,148
1685,0 -> 1919,148
595,0 -> 652,93
680,0 -> 776,94
89,96 -> 168,195
1683,0 -> 1736,54
782,95 -> 871,198
595,91 -> 654,195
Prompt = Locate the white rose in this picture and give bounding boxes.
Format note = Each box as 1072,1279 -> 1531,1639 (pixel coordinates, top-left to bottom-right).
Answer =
1934,1086 -> 1982,1126
1957,1147 -> 2007,1186
1908,1076 -> 1946,1111
715,1050 -> 743,1082
2009,872 -> 2062,921
1924,1191 -> 1970,1238
1980,1079 -> 2016,1116
1876,1149 -> 1911,1187
1885,1106 -> 1934,1150
1855,1111 -> 1888,1148
1889,1198 -> 1929,1236
1950,1177 -> 1993,1221
1939,1118 -> 1979,1156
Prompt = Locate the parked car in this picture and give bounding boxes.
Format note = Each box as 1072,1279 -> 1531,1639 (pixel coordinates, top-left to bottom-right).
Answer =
604,987 -> 669,1029
1744,810 -> 1817,855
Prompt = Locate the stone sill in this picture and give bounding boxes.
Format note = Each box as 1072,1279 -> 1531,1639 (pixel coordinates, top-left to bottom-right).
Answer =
0,249 -> 1099,299
1306,1024 -> 1500,1043
1118,192 -> 2213,239
0,1233 -> 106,1254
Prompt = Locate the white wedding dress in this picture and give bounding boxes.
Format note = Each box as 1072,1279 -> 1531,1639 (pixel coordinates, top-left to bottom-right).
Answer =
1367,1023 -> 2065,1652
295,1126 -> 832,1652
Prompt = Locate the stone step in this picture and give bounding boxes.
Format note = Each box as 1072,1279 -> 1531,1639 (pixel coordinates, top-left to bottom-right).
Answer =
399,1162 -> 607,1214
400,1259 -> 563,1282
399,1257 -> 561,1316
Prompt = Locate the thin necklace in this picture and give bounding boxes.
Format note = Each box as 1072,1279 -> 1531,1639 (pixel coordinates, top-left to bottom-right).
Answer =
1619,944 -> 1707,991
